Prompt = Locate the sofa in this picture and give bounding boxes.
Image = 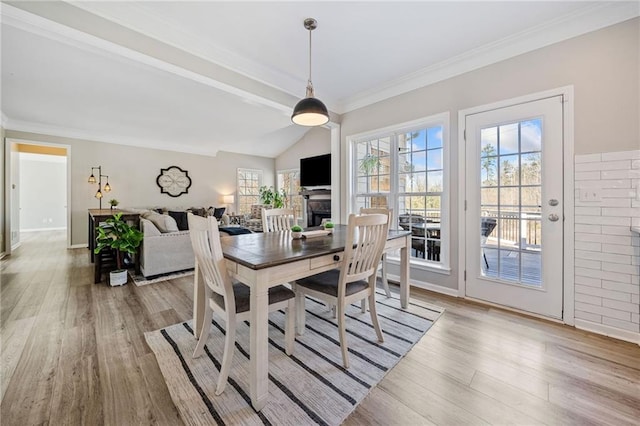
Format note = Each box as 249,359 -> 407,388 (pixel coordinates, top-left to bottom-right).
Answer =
137,207 -> 231,278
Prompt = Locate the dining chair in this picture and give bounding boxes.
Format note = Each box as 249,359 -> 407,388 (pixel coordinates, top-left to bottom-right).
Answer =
359,208 -> 393,298
262,208 -> 296,232
187,213 -> 295,395
294,213 -> 390,368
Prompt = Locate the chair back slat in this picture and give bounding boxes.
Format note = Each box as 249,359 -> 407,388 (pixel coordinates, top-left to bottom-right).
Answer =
188,214 -> 236,312
262,208 -> 295,232
340,213 -> 389,289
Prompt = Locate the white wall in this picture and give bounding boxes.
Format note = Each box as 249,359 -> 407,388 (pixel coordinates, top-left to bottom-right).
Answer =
19,153 -> 67,230
275,127 -> 331,171
5,130 -> 275,246
340,17 -> 640,291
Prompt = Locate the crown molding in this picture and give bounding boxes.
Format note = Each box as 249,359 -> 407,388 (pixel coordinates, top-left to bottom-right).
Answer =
1,3 -> 296,115
4,117 -> 220,158
337,1 -> 640,114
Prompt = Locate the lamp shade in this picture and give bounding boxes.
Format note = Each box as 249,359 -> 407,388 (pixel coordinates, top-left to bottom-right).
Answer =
291,97 -> 329,126
223,195 -> 235,204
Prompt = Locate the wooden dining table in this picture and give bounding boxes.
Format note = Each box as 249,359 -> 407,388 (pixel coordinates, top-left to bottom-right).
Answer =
192,225 -> 411,411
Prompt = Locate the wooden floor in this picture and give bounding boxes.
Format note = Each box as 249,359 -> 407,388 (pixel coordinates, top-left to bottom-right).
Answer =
2,231 -> 639,425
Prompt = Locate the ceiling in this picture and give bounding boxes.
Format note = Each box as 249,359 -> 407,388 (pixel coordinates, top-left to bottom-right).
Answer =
1,1 -> 638,158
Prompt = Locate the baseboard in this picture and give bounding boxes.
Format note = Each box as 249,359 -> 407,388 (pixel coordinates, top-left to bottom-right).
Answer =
386,273 -> 459,297
574,319 -> 640,346
69,244 -> 88,249
11,242 -> 21,251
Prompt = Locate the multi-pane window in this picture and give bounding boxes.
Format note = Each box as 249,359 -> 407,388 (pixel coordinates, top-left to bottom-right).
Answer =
277,170 -> 303,225
352,115 -> 448,267
237,168 -> 262,215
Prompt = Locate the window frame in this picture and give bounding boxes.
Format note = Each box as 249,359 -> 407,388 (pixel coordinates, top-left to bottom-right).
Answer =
236,168 -> 263,215
277,168 -> 303,226
347,112 -> 451,274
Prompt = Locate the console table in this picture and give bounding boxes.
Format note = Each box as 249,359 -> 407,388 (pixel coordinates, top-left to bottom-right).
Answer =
88,209 -> 141,282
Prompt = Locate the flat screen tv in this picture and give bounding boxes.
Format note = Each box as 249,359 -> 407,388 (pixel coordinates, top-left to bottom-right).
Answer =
300,154 -> 331,187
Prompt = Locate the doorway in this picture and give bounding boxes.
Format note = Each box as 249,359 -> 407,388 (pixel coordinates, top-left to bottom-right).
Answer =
462,94 -> 567,319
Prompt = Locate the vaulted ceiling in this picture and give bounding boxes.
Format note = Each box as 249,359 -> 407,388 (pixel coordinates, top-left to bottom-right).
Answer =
1,1 -> 638,157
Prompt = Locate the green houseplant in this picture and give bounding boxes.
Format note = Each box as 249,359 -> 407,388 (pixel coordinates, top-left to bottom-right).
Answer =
109,199 -> 119,210
259,186 -> 288,208
291,224 -> 303,239
94,213 -> 143,285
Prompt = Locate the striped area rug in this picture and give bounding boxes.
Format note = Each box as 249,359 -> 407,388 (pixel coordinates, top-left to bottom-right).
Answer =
145,292 -> 443,425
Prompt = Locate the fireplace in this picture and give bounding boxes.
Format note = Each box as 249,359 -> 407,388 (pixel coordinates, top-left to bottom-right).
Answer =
302,189 -> 331,227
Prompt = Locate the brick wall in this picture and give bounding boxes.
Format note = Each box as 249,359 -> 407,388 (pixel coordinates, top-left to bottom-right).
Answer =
574,150 -> 640,340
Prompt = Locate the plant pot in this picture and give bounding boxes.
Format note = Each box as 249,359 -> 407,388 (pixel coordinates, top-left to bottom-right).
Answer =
109,269 -> 128,286
291,231 -> 302,239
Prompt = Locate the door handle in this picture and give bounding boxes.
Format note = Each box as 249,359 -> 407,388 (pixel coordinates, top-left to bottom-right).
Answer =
548,214 -> 559,222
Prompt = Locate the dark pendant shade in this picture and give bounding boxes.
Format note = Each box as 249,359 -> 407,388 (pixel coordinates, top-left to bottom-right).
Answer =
291,96 -> 329,126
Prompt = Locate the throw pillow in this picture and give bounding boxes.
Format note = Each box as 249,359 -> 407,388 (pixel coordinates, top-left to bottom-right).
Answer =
168,211 -> 189,231
209,207 -> 226,220
188,207 -> 207,217
145,212 -> 179,233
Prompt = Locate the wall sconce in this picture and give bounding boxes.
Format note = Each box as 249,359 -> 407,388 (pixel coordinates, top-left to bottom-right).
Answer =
88,166 -> 111,209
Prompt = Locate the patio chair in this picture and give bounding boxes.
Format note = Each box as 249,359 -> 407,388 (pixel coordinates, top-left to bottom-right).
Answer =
481,217 -> 497,269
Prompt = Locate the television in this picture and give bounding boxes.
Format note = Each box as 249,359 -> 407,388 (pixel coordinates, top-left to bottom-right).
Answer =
300,154 -> 331,187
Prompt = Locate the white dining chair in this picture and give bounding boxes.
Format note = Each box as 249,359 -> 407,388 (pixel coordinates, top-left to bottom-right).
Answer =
262,208 -> 296,232
294,213 -> 390,368
187,213 -> 295,395
360,207 -> 393,298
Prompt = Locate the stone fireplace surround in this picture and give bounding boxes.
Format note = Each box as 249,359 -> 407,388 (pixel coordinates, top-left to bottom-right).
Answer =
302,189 -> 331,227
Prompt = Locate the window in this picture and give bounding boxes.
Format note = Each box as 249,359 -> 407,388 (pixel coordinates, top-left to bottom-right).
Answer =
350,113 -> 449,270
237,168 -> 262,215
277,169 -> 303,225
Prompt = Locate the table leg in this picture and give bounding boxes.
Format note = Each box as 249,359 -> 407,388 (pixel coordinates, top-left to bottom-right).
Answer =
249,279 -> 269,411
400,234 -> 410,309
192,262 -> 205,339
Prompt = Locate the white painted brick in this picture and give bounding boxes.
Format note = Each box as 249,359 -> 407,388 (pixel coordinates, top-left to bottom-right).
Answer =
575,293 -> 602,306
575,171 -> 601,181
577,269 -> 632,283
602,280 -> 638,293
575,302 -> 630,321
633,275 -> 640,285
601,262 -> 639,275
602,298 -> 639,313
574,275 -> 602,287
602,244 -> 639,256
575,250 -> 630,265
632,159 -> 640,169
574,179 -> 630,189
631,236 -> 640,246
575,216 -> 630,226
575,258 -> 601,270
602,207 -> 640,217
575,224 -> 601,234
601,170 -> 640,180
575,198 -> 631,208
632,294 -> 640,304
632,257 -> 639,266
576,233 -> 631,245
575,310 -> 602,323
575,284 -> 631,302
575,160 -> 630,172
632,313 -> 639,324
602,317 -> 639,332
601,225 -> 633,236
632,199 -> 640,208
575,207 -> 601,216
600,188 -> 637,198
575,153 -> 602,163
574,241 -> 602,252
601,150 -> 640,161
633,217 -> 640,227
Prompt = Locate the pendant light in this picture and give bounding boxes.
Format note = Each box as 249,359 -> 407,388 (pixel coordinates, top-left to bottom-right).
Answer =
291,18 -> 329,127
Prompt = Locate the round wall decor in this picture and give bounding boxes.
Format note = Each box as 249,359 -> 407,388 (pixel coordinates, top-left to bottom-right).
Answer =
156,166 -> 192,197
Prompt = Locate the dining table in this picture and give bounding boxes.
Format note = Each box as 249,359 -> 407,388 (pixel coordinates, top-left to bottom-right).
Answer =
191,224 -> 412,411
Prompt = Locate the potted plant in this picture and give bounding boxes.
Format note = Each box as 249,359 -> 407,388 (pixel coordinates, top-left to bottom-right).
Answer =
259,186 -> 288,208
291,225 -> 303,239
109,198 -> 119,210
94,212 -> 143,286
323,221 -> 335,232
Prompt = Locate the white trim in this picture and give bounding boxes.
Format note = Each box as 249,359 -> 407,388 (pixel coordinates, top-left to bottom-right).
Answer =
337,2 -> 639,113
387,273 -> 459,298
11,242 -> 21,251
7,138 -> 72,249
20,227 -> 67,232
69,244 -> 88,249
457,86 -> 575,324
330,123 -> 341,225
386,257 -> 451,276
465,296 -> 565,324
574,319 -> 640,346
